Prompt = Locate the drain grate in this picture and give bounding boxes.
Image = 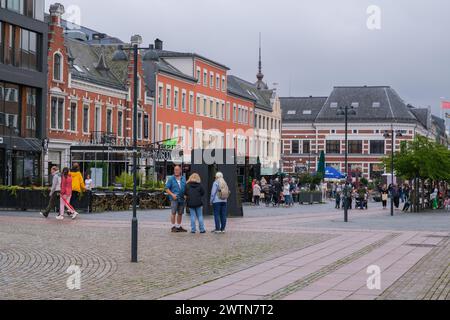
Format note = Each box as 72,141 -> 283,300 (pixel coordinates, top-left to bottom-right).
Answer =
407,244 -> 438,248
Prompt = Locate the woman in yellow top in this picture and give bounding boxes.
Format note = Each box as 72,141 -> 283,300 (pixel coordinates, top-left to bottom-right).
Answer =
70,163 -> 86,209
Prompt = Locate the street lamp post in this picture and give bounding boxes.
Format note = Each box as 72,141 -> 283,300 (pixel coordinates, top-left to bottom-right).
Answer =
337,106 -> 356,223
384,125 -> 403,217
113,38 -> 159,263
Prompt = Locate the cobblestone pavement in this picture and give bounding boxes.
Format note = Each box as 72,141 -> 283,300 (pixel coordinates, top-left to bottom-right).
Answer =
0,202 -> 448,300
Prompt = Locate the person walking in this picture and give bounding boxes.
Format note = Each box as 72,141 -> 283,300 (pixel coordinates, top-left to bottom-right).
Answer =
69,163 -> 85,210
253,182 -> 261,206
210,172 -> 230,233
335,192 -> 341,209
40,166 -> 61,218
282,179 -> 291,208
165,165 -> 187,233
381,187 -> 388,209
59,167 -> 78,220
184,173 -> 206,234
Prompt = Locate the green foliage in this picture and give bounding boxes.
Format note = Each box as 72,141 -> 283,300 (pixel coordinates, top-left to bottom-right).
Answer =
0,185 -> 49,197
383,135 -> 450,182
360,177 -> 369,187
143,180 -> 165,190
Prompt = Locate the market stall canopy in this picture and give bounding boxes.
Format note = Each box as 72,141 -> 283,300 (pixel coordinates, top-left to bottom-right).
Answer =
325,167 -> 346,180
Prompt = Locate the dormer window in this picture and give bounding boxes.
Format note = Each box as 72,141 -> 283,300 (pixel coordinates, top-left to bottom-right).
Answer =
330,102 -> 338,108
287,110 -> 296,115
303,110 -> 312,115
372,102 -> 381,108
351,102 -> 359,108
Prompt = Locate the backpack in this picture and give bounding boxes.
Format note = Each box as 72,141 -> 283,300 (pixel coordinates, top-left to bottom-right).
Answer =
217,179 -> 230,200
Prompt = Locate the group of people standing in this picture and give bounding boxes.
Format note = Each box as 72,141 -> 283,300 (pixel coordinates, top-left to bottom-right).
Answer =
165,166 -> 230,234
40,163 -> 89,220
252,177 -> 297,208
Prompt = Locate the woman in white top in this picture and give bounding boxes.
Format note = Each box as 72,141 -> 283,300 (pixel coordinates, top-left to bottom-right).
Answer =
85,174 -> 94,191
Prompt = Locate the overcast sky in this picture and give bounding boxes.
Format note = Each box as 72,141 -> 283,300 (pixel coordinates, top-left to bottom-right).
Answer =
45,0 -> 450,116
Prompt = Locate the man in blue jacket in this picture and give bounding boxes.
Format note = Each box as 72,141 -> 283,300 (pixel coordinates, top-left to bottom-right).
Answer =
165,166 -> 187,233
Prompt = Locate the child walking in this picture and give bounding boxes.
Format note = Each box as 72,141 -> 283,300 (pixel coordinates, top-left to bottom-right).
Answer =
59,168 -> 79,220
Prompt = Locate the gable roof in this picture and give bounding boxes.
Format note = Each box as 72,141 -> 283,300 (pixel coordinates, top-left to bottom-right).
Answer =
65,38 -> 127,91
227,75 -> 273,111
281,97 -> 328,122
156,50 -> 230,71
315,86 -> 417,123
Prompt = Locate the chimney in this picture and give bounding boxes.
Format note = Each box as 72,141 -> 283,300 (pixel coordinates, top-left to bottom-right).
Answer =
130,34 -> 142,46
154,38 -> 163,50
49,3 -> 65,26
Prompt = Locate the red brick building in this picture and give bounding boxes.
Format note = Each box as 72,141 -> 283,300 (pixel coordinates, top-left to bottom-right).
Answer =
45,3 -> 152,184
281,86 -> 445,181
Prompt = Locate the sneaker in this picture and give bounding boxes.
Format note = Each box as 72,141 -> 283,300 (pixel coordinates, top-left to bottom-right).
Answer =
40,212 -> 48,219
171,226 -> 178,233
56,215 -> 64,220
177,227 -> 188,233
200,230 -> 206,234
191,231 -> 197,234
221,230 -> 226,234
71,212 -> 79,220
211,230 -> 220,234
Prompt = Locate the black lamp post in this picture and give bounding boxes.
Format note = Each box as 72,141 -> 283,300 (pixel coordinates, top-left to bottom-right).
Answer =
337,105 -> 356,222
384,125 -> 403,217
112,37 -> 159,263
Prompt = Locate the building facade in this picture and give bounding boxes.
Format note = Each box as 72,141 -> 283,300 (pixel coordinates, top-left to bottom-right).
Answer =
281,86 -> 444,180
0,0 -> 48,185
143,40 -> 256,167
45,3 -> 152,185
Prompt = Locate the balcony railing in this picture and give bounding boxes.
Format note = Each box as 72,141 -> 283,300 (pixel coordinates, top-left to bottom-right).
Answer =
90,131 -> 117,146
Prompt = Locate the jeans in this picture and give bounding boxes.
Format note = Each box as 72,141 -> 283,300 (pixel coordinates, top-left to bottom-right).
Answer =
189,207 -> 205,233
213,202 -> 228,231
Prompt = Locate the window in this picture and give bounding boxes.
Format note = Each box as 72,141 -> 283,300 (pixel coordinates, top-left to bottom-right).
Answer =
1,24 -> 40,70
196,96 -> 200,115
117,110 -> 123,137
188,128 -> 193,150
144,115 -> 149,139
215,102 -> 219,119
203,69 -> 208,86
157,122 -> 163,141
216,74 -> 220,90
303,140 -> 311,154
106,109 -> 113,134
24,87 -> 37,138
226,102 -> 231,121
372,102 -> 381,108
50,97 -> 64,130
330,102 -> 338,108
1,0 -> 44,20
222,76 -> 226,91
326,140 -> 340,154
53,52 -> 62,81
137,112 -> 142,139
166,87 -> 171,108
209,100 -> 213,117
196,67 -> 201,83
233,104 -> 237,122
181,91 -> 186,112
291,140 -> 300,154
203,98 -> 207,116
173,88 -> 179,110
189,93 -> 193,113
136,76 -> 142,100
370,140 -> 385,154
303,110 -> 312,115
158,85 -> 163,106
210,72 -> 214,88
348,140 -> 363,154
351,102 -> 359,108
69,102 -> 77,132
165,124 -> 171,139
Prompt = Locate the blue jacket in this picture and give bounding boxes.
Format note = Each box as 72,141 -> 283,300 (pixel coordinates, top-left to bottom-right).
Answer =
210,180 -> 227,204
165,176 -> 186,202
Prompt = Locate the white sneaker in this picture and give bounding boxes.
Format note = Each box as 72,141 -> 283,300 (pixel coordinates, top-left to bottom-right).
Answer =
71,212 -> 79,220
56,215 -> 64,220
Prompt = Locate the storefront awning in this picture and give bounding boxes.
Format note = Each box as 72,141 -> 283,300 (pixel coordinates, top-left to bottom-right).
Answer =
0,137 -> 42,152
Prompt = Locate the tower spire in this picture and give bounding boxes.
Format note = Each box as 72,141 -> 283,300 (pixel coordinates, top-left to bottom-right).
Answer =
256,32 -> 265,89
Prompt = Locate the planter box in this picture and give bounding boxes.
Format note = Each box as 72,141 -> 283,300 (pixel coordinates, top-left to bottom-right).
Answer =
0,189 -> 91,212
297,192 -> 323,204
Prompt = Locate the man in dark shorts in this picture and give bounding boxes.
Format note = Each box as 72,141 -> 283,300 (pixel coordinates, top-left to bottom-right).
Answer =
165,166 -> 187,233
